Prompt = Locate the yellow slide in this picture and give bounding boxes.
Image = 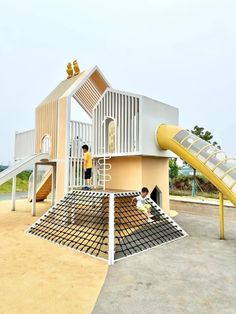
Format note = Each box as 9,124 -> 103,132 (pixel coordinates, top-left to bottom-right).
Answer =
156,124 -> 236,207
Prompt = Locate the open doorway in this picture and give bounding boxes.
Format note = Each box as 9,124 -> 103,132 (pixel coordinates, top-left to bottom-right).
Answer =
70,97 -> 92,124
150,186 -> 162,208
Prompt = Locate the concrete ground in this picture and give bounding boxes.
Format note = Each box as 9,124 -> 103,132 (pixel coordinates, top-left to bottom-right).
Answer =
0,196 -> 235,314
94,201 -> 236,314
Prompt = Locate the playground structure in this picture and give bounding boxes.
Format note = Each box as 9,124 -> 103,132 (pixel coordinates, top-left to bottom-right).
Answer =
1,60 -> 236,262
2,63 -> 179,215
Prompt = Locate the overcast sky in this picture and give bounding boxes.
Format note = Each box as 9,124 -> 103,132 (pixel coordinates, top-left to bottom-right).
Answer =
0,0 -> 236,164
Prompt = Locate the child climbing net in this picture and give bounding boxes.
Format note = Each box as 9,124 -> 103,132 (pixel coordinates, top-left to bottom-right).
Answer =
131,187 -> 154,223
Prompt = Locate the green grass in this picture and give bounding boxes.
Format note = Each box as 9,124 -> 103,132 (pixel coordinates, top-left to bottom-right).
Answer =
170,189 -> 219,199
0,171 -> 32,194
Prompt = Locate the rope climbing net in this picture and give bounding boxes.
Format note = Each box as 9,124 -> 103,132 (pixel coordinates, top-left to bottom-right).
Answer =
26,190 -> 187,264
114,192 -> 187,261
26,190 -> 110,260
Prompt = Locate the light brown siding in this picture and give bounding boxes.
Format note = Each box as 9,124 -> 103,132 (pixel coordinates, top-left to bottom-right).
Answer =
90,70 -> 108,93
106,156 -> 170,213
74,77 -> 105,116
56,97 -> 68,201
35,101 -> 58,159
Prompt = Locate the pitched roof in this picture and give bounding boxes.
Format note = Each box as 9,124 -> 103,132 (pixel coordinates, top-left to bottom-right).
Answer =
38,66 -> 111,116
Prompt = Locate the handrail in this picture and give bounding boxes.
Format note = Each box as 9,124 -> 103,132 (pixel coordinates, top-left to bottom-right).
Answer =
0,153 -> 50,186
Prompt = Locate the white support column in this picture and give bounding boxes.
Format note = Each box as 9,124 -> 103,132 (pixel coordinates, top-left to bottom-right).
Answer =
108,193 -> 115,265
32,163 -> 37,216
11,175 -> 16,211
103,118 -> 106,190
51,164 -> 56,206
64,97 -> 71,195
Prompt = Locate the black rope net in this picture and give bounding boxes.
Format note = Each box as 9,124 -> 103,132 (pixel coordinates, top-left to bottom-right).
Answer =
26,190 -> 110,260
26,190 -> 186,262
114,192 -> 186,260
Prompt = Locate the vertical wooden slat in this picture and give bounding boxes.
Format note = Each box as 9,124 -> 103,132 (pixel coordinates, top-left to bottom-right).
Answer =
127,96 -> 130,152
137,98 -> 139,152
130,97 -> 133,152
124,95 -> 127,153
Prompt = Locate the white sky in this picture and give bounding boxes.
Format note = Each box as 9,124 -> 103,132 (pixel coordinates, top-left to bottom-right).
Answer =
0,0 -> 236,164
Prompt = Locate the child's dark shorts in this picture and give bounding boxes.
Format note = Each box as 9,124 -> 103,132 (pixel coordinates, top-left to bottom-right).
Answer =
85,168 -> 92,179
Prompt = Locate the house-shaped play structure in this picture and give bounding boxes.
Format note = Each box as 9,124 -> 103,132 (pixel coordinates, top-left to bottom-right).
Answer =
6,64 -> 179,214
2,61 -> 236,263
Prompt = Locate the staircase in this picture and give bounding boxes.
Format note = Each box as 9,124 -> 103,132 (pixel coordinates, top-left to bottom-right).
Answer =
28,168 -> 52,202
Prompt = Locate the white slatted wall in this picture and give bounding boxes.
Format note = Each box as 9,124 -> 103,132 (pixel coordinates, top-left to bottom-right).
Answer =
68,121 -> 92,188
73,78 -> 104,116
93,90 -> 140,156
15,129 -> 36,160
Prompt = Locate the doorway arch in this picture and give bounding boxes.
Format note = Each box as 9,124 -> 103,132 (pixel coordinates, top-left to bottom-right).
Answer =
103,117 -> 116,154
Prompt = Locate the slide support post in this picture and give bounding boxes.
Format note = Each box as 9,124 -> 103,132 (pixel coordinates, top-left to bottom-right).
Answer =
32,163 -> 37,216
219,191 -> 224,240
11,175 -> 16,211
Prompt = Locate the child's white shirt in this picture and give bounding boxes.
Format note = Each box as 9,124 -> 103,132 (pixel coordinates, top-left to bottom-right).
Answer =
136,195 -> 147,208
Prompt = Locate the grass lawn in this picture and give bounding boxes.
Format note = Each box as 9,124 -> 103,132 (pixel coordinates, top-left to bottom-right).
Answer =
170,188 -> 219,199
0,171 -> 31,194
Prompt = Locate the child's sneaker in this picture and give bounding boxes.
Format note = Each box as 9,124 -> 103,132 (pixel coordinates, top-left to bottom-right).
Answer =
82,186 -> 90,190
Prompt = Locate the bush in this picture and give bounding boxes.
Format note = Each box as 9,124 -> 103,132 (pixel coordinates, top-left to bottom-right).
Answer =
172,174 -> 218,193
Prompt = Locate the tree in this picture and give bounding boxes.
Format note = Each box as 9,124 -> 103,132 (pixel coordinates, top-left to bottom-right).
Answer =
190,126 -> 221,149
169,158 -> 179,187
188,125 -> 221,196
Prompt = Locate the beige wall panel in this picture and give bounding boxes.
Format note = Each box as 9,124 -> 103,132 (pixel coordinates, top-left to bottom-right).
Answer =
141,157 -> 170,213
35,101 -> 58,159
105,156 -> 170,213
106,157 -> 142,191
55,97 -> 68,201
57,97 -> 67,160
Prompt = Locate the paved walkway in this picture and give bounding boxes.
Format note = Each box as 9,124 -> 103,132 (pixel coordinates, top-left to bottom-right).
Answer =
0,191 -> 28,201
94,203 -> 236,314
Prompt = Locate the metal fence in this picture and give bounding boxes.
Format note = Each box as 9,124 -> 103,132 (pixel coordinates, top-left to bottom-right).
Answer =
68,120 -> 94,188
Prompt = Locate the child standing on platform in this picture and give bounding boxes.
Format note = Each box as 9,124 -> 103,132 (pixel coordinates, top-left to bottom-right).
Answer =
82,144 -> 92,190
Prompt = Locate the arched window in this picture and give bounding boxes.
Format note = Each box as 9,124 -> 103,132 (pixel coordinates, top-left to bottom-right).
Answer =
42,135 -> 51,154
107,119 -> 116,154
105,118 -> 116,154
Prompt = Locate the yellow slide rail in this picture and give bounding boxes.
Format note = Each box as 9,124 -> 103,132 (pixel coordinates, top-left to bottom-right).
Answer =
156,124 -> 236,208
